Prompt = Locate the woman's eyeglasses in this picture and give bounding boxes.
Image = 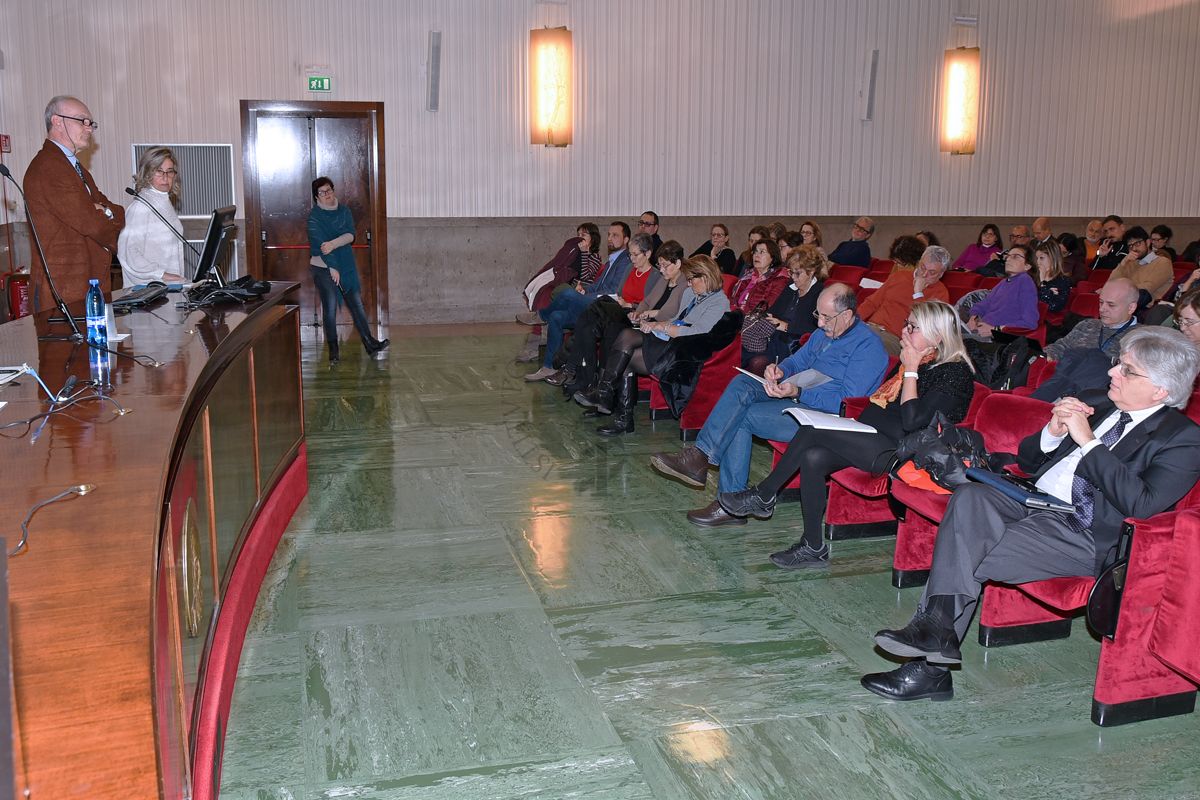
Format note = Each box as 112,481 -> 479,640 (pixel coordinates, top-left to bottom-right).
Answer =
903,320 -> 920,332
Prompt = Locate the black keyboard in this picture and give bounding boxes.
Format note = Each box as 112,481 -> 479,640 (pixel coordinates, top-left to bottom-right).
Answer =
112,284 -> 170,308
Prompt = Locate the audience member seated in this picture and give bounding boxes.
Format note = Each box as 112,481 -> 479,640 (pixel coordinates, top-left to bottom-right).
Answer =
1056,232 -> 1089,284
719,300 -> 975,569
648,283 -> 889,527
1091,214 -> 1128,270
1180,237 -> 1200,265
550,240 -> 687,392
742,246 -> 827,374
524,222 -> 631,381
1082,218 -> 1104,264
690,223 -> 737,275
731,237 -> 790,316
1032,279 -> 1140,401
914,230 -> 940,247
798,219 -> 823,249
1150,224 -> 1176,263
584,256 -> 730,436
734,225 -> 770,276
766,221 -> 788,242
1106,226 -> 1174,306
861,327 -> 1200,703
976,224 -> 1032,277
827,217 -> 875,267
637,211 -> 663,256
1035,241 -> 1072,313
1171,287 -> 1200,347
860,240 -> 951,355
1145,268 -> 1200,327
962,245 -> 1040,340
1031,216 -> 1055,247
517,222 -> 602,327
951,223 -> 1001,272
776,229 -> 805,262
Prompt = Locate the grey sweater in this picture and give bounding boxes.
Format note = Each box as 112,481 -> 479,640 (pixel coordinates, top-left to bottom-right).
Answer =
1043,317 -> 1136,362
670,287 -> 732,336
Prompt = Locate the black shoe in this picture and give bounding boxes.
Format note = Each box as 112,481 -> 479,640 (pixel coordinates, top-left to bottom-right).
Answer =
573,388 -> 600,408
860,661 -> 953,702
582,407 -> 601,418
873,611 -> 962,665
686,501 -> 747,527
546,367 -> 575,387
596,372 -> 636,436
768,542 -> 830,569
717,486 -> 776,519
375,338 -> 390,352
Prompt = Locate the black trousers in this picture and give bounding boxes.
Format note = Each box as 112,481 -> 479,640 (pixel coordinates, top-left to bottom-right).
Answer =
758,426 -> 898,548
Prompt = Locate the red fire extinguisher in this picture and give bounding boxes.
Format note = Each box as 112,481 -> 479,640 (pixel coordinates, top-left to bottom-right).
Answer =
6,271 -> 31,319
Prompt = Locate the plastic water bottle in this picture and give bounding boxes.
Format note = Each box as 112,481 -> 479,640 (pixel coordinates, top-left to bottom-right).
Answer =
85,278 -> 107,347
89,345 -> 111,388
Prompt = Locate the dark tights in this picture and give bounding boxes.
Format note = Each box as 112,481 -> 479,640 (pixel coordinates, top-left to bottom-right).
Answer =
610,327 -> 651,377
757,426 -> 898,548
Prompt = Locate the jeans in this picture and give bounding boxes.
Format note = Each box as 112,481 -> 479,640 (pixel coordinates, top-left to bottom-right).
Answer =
312,266 -> 376,356
694,374 -> 805,492
539,289 -> 594,368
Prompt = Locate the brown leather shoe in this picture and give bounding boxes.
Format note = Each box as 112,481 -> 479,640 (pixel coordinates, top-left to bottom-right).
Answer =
650,445 -> 710,488
686,500 -> 748,527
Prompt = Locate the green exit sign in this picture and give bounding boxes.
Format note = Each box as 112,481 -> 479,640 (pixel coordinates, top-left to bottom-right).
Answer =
307,76 -> 331,92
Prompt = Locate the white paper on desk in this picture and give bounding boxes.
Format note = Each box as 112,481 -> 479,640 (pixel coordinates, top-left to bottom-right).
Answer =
859,278 -> 884,289
734,366 -> 833,389
784,406 -> 877,432
105,304 -> 130,342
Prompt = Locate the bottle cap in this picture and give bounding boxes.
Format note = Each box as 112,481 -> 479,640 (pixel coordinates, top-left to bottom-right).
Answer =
89,278 -> 100,285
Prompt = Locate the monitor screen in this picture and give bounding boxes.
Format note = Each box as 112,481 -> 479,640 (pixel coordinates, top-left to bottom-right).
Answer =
192,206 -> 237,286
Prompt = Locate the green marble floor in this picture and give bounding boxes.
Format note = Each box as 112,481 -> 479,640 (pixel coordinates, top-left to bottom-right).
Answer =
220,327 -> 1200,800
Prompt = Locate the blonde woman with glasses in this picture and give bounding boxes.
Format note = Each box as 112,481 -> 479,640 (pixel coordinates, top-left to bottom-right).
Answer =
719,300 -> 976,569
118,147 -> 186,286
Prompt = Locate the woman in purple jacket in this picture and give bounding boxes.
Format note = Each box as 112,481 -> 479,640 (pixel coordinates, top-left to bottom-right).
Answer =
965,244 -> 1039,339
951,223 -> 1002,271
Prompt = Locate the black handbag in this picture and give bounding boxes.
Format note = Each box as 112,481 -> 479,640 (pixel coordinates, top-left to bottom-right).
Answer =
1085,523 -> 1133,639
892,411 -> 997,491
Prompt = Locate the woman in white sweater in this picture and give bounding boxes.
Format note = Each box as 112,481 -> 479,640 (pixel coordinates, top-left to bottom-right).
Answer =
118,147 -> 186,285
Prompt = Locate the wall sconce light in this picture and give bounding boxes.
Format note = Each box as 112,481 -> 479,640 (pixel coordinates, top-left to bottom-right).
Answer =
940,46 -> 980,155
529,27 -> 572,147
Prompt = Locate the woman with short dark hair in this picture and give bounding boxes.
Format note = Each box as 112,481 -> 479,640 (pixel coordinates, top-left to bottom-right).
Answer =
308,177 -> 388,364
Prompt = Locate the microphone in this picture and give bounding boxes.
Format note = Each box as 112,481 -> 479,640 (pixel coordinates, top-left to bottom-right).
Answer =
0,163 -> 84,340
124,187 -> 201,257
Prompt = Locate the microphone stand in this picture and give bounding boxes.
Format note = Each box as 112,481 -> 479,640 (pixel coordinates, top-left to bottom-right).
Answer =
0,164 -> 84,342
124,187 -> 201,258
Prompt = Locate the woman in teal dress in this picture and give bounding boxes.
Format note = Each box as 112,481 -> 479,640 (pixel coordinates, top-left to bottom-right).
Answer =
308,176 -> 388,364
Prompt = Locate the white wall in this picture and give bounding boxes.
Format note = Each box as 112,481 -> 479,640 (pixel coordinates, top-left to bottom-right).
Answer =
0,0 -> 1197,221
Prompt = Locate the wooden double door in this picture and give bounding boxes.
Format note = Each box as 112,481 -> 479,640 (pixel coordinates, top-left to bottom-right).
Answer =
240,100 -> 388,337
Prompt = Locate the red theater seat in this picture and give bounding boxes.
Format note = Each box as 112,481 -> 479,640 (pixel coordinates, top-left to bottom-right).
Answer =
646,333 -> 744,441
829,265 -> 869,288
888,392 -> 1052,587
1067,292 -> 1099,319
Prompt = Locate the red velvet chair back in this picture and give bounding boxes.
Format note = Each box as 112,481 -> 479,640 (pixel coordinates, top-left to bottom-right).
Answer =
722,273 -> 738,297
942,271 -> 982,291
1067,292 -> 1099,318
829,265 -> 868,287
972,393 -> 1052,455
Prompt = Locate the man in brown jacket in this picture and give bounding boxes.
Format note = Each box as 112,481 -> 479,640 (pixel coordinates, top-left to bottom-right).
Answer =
1106,226 -> 1174,304
25,95 -> 124,309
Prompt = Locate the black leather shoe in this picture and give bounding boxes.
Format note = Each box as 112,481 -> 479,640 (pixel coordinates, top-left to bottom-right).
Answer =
546,367 -> 575,387
874,611 -> 962,665
768,542 -> 830,569
686,501 -> 747,528
718,486 -> 777,519
860,660 -> 953,702
573,388 -> 599,408
582,408 -> 601,418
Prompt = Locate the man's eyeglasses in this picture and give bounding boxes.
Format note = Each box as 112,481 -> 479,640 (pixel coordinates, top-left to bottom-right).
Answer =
852,223 -> 871,235
57,114 -> 99,131
1110,356 -> 1149,379
813,308 -> 848,324
638,220 -> 657,228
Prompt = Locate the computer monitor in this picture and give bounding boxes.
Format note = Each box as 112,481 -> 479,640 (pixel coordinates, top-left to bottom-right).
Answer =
192,206 -> 237,286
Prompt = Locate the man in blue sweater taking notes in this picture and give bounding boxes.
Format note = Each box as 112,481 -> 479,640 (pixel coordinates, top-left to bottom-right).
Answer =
650,283 -> 889,527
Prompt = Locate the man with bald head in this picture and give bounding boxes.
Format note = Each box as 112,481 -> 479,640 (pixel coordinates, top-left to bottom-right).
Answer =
25,95 -> 124,309
1031,217 -> 1055,247
1032,278 -> 1140,401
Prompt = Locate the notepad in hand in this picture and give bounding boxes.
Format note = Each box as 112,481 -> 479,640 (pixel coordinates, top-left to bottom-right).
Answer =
965,467 -> 1075,513
735,366 -> 833,390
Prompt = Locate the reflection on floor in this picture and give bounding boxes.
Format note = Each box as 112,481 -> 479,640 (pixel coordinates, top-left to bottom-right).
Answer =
220,326 -> 1200,800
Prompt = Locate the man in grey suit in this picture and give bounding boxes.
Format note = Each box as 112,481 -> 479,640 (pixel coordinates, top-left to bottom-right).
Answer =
862,327 -> 1200,701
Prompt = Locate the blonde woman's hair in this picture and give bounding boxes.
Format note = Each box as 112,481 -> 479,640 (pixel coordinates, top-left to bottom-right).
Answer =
910,300 -> 975,372
685,254 -> 724,294
134,146 -> 181,206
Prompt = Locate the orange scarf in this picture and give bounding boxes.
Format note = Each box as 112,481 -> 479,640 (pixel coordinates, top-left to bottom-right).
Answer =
869,352 -> 936,408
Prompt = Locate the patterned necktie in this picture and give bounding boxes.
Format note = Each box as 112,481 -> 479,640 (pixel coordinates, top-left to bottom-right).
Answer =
1068,411 -> 1132,533
73,161 -> 84,181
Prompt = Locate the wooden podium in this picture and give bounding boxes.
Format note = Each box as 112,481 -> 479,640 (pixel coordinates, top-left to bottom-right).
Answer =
0,284 -> 307,798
